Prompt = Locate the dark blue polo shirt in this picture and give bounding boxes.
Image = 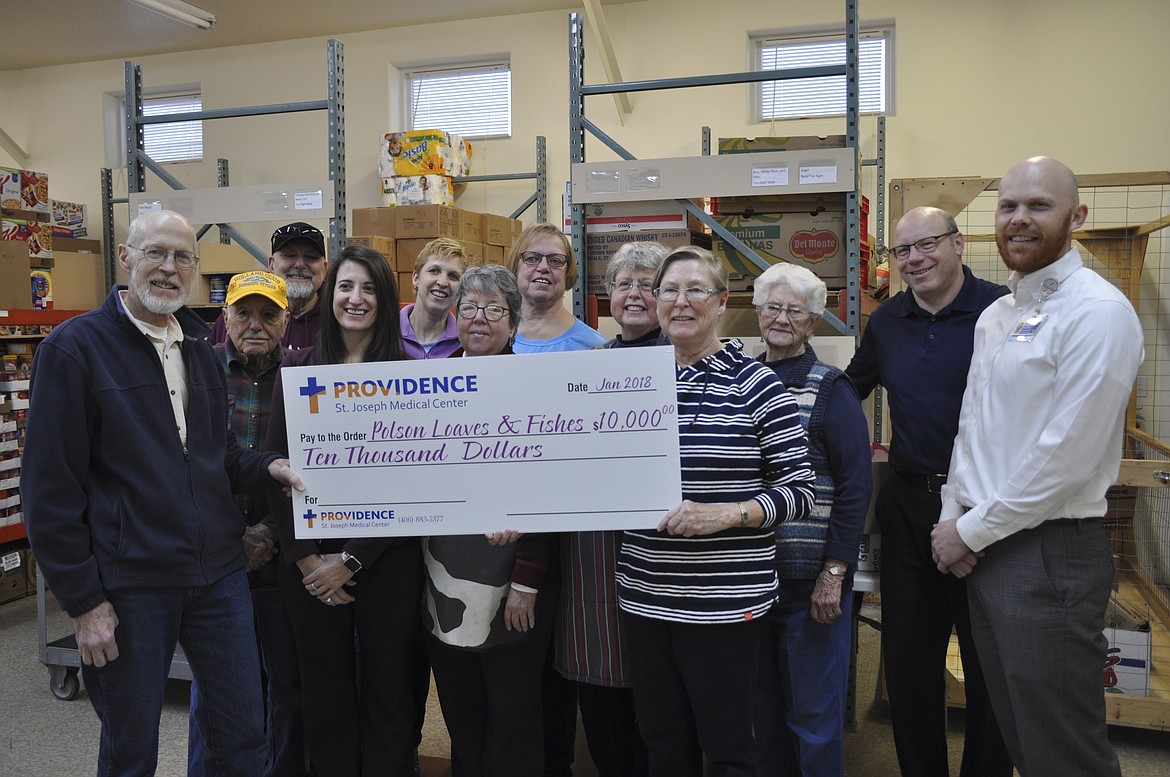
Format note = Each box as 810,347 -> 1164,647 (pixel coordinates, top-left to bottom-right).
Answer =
845,265 -> 1008,475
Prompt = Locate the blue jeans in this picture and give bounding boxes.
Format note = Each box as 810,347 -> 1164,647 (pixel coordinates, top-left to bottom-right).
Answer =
82,570 -> 265,777
190,585 -> 304,777
753,578 -> 852,777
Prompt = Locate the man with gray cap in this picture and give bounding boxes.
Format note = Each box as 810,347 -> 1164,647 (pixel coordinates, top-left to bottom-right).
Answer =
208,221 -> 328,350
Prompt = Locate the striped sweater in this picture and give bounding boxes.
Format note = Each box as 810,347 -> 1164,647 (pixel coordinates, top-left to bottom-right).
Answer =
617,339 -> 815,624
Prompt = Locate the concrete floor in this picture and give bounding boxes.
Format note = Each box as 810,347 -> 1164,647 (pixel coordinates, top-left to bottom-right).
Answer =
1,592 -> 1166,776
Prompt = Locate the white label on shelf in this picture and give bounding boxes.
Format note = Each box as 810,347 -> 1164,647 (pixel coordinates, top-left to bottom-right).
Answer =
295,190 -> 324,210
1,551 -> 20,572
799,165 -> 838,185
137,200 -> 163,215
752,166 -> 789,187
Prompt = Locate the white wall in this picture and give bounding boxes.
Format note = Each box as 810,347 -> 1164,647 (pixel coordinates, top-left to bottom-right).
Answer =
2,0 -> 1168,250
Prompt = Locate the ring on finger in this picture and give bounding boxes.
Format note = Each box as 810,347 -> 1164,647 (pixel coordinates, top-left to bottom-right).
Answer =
326,597 -> 333,604
310,583 -> 318,591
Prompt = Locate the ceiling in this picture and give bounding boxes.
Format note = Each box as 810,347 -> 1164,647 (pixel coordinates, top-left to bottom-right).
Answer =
2,1 -> 630,72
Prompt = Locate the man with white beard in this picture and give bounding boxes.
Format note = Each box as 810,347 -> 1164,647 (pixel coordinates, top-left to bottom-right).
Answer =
207,221 -> 328,349
23,209 -> 305,776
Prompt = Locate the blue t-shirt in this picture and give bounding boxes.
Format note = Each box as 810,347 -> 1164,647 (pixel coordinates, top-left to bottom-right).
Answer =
513,319 -> 606,354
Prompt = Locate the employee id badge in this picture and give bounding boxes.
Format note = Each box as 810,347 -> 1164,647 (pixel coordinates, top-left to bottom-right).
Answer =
1009,314 -> 1048,342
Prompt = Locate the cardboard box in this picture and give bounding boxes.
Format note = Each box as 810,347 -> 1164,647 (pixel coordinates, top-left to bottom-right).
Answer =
394,205 -> 463,240
345,236 -> 397,270
352,207 -> 397,238
564,199 -> 706,234
1104,627 -> 1152,696
50,200 -> 88,237
711,196 -> 848,289
459,209 -> 483,243
394,175 -> 455,206
396,238 -> 484,273
717,135 -> 847,154
585,230 -> 709,295
52,251 -> 107,310
0,548 -> 29,604
51,237 -> 101,253
0,242 -> 33,309
460,241 -> 485,267
0,168 -> 50,216
197,243 -> 264,276
396,271 -> 414,299
482,213 -> 512,246
483,244 -> 506,265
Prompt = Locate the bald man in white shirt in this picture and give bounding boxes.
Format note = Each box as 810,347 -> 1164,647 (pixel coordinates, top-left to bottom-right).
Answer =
932,157 -> 1142,777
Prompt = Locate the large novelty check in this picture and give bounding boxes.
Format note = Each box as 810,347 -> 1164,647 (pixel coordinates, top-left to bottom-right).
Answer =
282,346 -> 682,538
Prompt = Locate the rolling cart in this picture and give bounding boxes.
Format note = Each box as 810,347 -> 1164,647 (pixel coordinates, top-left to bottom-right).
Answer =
36,568 -> 191,700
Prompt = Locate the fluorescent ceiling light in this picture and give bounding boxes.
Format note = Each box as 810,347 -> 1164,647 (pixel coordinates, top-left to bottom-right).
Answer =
128,0 -> 216,30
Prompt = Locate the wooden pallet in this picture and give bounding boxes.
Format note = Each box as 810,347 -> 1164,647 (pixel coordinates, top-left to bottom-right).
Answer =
932,575 -> 1169,731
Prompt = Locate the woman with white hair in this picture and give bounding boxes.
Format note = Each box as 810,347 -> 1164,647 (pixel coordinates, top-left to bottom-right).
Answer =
751,262 -> 872,777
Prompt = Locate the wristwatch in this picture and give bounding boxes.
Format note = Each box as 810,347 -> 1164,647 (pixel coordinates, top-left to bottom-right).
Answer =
341,550 -> 363,574
823,563 -> 845,577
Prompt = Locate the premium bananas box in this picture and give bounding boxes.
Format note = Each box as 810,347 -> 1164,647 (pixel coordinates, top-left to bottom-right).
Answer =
710,195 -> 847,290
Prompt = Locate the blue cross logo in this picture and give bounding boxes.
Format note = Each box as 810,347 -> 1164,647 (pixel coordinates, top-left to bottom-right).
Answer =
302,508 -> 317,528
300,377 -> 327,414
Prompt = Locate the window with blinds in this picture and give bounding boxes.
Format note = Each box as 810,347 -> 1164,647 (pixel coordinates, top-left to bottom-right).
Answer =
142,92 -> 203,163
407,63 -> 511,139
755,29 -> 891,120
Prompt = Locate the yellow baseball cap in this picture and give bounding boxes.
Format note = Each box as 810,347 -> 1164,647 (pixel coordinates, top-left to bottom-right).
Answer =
226,270 -> 288,309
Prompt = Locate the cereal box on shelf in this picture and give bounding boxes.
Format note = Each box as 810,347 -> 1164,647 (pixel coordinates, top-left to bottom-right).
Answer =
0,168 -> 49,216
50,200 -> 88,237
30,269 -> 52,310
1,219 -> 53,260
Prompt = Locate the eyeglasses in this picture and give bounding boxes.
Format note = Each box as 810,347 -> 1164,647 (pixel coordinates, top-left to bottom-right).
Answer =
653,286 -> 724,302
877,230 -> 958,260
127,245 -> 200,269
519,251 -> 568,269
457,303 -> 510,322
611,280 -> 654,295
758,304 -> 811,323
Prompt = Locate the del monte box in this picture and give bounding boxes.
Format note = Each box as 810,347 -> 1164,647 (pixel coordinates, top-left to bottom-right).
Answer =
712,195 -> 846,290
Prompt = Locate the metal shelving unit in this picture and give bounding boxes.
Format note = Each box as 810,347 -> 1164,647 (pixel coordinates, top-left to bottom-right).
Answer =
454,135 -> 548,223
567,1 -> 866,335
565,2 -> 882,728
101,39 -> 348,285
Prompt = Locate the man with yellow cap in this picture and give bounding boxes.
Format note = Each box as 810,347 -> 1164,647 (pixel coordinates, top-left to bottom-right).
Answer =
193,270 -> 305,776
